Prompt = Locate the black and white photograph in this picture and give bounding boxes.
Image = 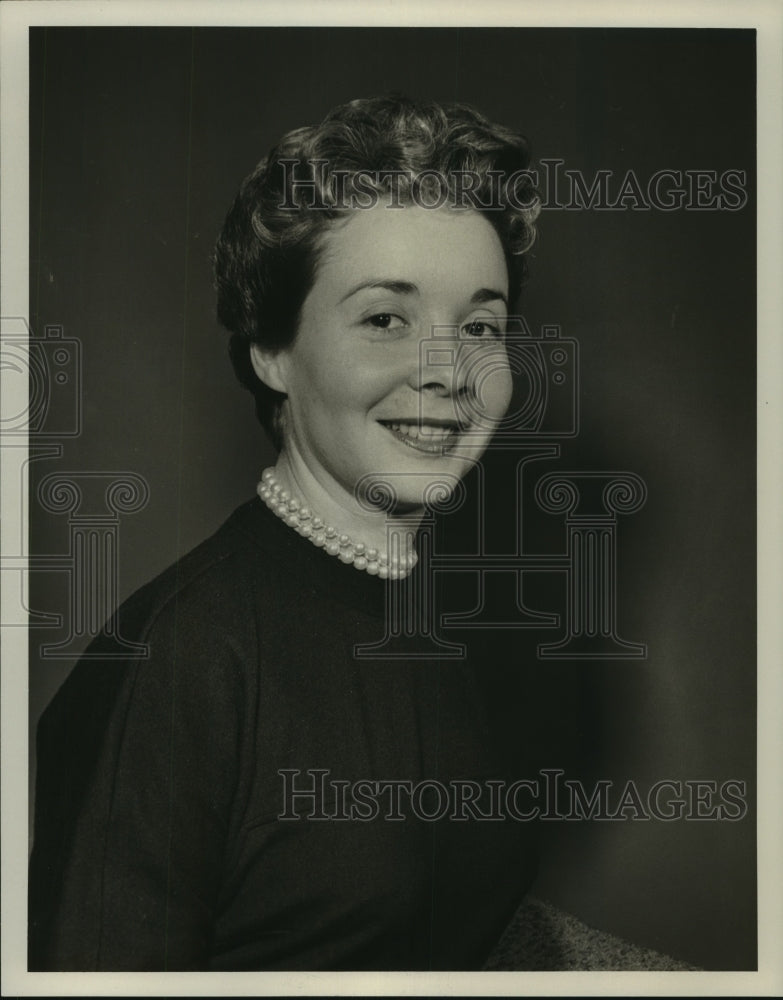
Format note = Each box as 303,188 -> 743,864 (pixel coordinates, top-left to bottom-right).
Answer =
1,0 -> 781,995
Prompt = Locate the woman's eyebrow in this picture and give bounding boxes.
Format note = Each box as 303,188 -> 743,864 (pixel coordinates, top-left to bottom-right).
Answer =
471,287 -> 508,308
338,280 -> 508,308
339,279 -> 418,303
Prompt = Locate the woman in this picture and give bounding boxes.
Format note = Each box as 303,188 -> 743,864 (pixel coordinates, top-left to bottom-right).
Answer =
28,95 -> 542,971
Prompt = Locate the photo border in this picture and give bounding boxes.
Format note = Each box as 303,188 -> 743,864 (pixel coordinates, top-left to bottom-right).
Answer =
2,1 -> 781,995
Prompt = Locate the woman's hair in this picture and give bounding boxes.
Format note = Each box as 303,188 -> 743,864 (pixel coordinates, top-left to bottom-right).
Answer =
213,94 -> 541,450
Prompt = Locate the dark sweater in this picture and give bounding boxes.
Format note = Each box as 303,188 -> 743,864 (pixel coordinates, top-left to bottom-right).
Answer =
29,496 -> 538,971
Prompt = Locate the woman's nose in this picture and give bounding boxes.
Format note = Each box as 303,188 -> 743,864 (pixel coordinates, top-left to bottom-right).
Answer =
411,325 -> 474,398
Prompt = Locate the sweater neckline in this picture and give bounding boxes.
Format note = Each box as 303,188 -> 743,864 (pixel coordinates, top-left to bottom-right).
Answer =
225,495 -> 423,619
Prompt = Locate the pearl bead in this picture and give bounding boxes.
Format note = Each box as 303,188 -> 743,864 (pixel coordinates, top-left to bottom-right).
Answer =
339,534 -> 350,546
354,556 -> 368,570
326,540 -> 341,556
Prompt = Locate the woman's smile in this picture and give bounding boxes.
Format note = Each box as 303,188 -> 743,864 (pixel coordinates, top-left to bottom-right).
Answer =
378,419 -> 462,454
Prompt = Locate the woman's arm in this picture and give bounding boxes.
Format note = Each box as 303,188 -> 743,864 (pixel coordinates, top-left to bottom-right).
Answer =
28,589 -> 247,971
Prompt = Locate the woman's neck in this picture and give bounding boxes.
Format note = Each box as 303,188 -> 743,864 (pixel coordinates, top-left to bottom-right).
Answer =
270,449 -> 424,562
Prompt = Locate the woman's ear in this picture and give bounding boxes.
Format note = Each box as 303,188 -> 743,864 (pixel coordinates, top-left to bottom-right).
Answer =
249,343 -> 288,395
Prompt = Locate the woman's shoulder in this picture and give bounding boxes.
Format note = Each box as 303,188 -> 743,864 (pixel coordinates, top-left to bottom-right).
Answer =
100,495 -> 287,650
38,498 -> 275,731
43,496 -> 283,687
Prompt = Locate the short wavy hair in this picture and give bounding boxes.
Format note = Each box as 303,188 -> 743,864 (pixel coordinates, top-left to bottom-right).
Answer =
214,94 -> 541,449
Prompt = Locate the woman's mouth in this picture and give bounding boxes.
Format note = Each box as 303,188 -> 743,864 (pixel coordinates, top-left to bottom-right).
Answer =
378,421 -> 461,454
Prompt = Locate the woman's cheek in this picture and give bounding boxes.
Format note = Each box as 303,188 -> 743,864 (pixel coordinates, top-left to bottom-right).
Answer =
493,362 -> 514,419
469,351 -> 513,428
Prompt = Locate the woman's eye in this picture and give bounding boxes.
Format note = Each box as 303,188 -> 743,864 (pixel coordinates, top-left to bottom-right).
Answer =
364,313 -> 405,330
463,319 -> 502,338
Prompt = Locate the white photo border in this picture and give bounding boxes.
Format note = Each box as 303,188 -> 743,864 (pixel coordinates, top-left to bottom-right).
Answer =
2,1 -> 781,996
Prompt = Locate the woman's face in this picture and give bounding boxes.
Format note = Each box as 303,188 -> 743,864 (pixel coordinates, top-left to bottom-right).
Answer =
263,203 -> 513,511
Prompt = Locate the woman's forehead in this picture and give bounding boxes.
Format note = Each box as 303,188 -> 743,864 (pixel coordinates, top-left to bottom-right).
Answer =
314,204 -> 508,293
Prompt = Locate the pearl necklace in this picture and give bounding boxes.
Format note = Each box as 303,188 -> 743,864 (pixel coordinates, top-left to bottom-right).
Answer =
256,468 -> 418,579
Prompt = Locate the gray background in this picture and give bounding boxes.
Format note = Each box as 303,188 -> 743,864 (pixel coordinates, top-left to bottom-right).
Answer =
28,27 -> 756,969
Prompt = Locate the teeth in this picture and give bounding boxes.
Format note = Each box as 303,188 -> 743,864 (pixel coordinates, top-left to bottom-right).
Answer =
386,422 -> 456,433
381,421 -> 459,450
